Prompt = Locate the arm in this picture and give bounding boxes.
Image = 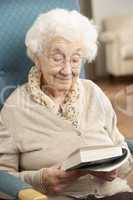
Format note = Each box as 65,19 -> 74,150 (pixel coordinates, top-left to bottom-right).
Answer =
0,112 -> 90,195
0,113 -> 45,194
87,85 -> 133,181
103,93 -> 133,178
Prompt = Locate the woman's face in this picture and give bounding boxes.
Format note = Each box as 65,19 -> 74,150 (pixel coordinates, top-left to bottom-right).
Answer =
37,37 -> 83,93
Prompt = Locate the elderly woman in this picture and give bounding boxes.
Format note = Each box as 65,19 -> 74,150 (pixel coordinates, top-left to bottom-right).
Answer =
0,9 -> 132,200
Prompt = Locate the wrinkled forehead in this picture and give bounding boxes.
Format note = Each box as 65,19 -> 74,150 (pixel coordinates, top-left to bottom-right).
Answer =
45,36 -> 83,55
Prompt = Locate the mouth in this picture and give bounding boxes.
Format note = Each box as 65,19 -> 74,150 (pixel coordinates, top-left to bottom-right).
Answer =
55,76 -> 72,81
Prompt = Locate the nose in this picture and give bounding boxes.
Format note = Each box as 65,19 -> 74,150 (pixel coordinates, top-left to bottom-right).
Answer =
60,61 -> 72,76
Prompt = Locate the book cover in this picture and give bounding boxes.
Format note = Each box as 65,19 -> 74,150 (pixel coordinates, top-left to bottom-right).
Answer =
62,145 -> 129,172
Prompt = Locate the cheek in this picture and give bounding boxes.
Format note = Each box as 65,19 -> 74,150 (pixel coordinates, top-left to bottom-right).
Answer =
41,62 -> 60,75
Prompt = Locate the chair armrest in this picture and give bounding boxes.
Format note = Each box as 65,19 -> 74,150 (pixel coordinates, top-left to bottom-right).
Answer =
121,45 -> 133,60
19,189 -> 48,200
126,139 -> 133,155
100,31 -> 118,43
100,29 -> 133,44
0,171 -> 48,200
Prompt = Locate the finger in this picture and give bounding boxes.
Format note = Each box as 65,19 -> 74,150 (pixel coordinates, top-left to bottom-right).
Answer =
104,174 -> 117,181
58,170 -> 87,183
106,177 -> 116,181
58,173 -> 80,184
77,170 -> 91,176
53,183 -> 70,193
58,169 -> 78,178
66,169 -> 89,178
109,169 -> 118,175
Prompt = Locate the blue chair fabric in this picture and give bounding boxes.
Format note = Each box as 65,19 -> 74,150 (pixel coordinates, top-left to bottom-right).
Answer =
0,171 -> 32,199
126,139 -> 133,155
0,0 -> 80,109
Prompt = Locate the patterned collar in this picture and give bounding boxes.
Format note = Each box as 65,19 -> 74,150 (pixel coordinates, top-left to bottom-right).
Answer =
26,66 -> 80,128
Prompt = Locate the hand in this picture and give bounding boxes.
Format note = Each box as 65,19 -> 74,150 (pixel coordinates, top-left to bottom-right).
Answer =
88,169 -> 118,182
42,166 -> 89,194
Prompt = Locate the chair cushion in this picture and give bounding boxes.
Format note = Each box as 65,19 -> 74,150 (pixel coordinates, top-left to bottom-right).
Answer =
0,0 -> 80,108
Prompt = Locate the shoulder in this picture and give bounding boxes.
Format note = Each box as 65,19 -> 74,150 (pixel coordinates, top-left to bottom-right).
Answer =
79,78 -> 103,93
79,79 -> 107,98
1,83 -> 32,117
2,84 -> 27,107
79,79 -> 113,110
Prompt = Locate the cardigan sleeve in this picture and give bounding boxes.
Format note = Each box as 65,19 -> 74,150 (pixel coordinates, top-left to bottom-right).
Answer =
102,91 -> 133,178
0,113 -> 45,194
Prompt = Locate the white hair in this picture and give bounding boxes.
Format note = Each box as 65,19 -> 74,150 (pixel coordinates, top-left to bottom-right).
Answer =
25,8 -> 98,63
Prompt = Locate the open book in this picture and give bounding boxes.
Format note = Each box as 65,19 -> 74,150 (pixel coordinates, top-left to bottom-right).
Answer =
62,145 -> 129,172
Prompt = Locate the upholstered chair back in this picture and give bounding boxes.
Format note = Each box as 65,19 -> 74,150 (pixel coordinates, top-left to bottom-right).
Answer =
0,0 -> 80,109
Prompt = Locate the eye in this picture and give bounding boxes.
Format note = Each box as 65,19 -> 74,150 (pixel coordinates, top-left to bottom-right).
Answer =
71,55 -> 81,64
53,54 -> 63,62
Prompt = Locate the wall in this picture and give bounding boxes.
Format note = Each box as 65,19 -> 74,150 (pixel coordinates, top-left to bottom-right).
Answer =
80,0 -> 97,80
91,0 -> 133,77
92,0 -> 133,25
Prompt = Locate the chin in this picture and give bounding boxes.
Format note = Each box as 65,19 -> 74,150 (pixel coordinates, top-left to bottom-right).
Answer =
56,84 -> 72,91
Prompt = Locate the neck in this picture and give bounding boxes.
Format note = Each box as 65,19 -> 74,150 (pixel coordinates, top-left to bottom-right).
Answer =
41,85 -> 69,104
40,76 -> 71,104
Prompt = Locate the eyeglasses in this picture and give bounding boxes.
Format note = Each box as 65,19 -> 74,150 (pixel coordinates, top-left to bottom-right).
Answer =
42,52 -> 83,67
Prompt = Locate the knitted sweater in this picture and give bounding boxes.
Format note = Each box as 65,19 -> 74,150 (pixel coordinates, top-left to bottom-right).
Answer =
0,79 -> 132,199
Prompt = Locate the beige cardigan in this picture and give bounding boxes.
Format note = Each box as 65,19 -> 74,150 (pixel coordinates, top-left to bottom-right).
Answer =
0,79 -> 132,199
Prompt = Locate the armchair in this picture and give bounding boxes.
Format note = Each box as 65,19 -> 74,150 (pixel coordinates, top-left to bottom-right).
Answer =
0,2 -> 132,199
100,15 -> 133,76
0,0 -> 79,199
